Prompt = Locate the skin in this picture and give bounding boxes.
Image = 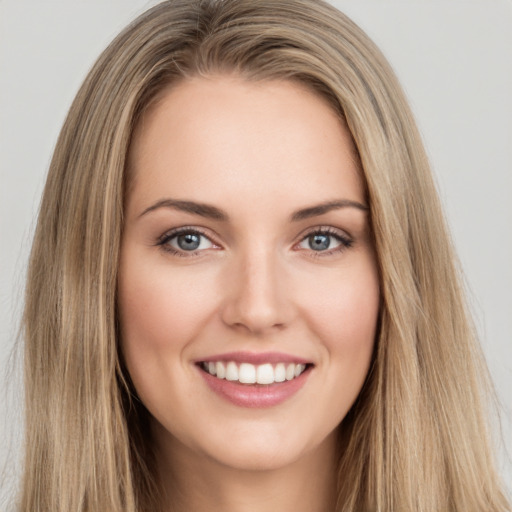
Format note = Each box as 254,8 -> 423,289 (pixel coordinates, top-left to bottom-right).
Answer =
118,75 -> 380,512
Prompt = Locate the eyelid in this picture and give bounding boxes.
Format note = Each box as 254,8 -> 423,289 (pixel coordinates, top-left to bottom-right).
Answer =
295,225 -> 352,241
156,226 -> 222,256
293,226 -> 353,255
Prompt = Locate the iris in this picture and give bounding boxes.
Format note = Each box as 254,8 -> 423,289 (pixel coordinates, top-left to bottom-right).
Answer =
308,233 -> 331,251
177,232 -> 201,251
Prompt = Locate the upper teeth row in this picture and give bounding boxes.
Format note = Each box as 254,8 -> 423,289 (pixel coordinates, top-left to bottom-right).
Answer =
202,361 -> 307,385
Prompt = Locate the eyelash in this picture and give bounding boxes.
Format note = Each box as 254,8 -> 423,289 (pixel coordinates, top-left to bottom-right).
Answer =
156,226 -> 353,257
156,226 -> 216,257
297,227 -> 354,257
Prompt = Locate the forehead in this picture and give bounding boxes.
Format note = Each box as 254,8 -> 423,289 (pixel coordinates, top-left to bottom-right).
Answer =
127,75 -> 364,216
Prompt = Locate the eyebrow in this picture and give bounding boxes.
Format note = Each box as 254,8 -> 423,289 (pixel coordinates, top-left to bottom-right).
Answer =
290,199 -> 368,221
138,197 -> 368,222
139,199 -> 228,221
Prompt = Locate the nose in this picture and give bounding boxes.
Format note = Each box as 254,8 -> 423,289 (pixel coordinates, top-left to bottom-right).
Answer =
220,247 -> 294,335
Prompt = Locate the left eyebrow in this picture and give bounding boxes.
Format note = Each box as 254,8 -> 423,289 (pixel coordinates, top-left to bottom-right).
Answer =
290,199 -> 369,222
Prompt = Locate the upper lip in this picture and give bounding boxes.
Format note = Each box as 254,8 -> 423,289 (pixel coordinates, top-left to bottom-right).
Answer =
195,351 -> 312,365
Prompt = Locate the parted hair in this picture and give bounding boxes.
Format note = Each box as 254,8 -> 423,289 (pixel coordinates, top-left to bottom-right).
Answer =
21,0 -> 510,510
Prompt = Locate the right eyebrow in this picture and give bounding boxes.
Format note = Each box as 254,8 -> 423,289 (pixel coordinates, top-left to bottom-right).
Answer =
138,198 -> 228,221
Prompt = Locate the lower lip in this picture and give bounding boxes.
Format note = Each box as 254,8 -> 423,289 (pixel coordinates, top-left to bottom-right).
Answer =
198,366 -> 311,408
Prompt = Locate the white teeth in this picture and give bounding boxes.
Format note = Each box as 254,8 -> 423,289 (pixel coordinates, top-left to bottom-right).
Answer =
294,364 -> 305,377
216,361 -> 226,379
226,361 -> 239,381
239,363 -> 256,384
274,363 -> 286,383
256,363 -> 274,385
202,360 -> 308,384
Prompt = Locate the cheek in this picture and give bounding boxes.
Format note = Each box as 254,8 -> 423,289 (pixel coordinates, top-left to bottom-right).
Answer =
117,254 -> 223,421
118,259 -> 216,350
286,256 -> 379,441
298,256 -> 380,363
116,253 -> 222,402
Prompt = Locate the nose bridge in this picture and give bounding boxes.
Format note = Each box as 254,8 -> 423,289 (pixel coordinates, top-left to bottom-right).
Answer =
222,243 -> 291,333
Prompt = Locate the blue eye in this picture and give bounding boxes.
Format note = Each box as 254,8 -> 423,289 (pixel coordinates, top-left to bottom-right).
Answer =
307,233 -> 335,251
297,229 -> 352,253
159,229 -> 215,254
175,232 -> 202,251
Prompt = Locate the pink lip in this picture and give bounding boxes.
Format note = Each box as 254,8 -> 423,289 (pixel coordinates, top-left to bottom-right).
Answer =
197,364 -> 312,408
195,351 -> 310,365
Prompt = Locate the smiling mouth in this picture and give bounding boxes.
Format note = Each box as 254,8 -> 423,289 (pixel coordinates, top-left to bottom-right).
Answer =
198,361 -> 311,385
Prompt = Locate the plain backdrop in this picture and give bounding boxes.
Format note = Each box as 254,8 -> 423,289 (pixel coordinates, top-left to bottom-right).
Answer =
1,0 -> 511,506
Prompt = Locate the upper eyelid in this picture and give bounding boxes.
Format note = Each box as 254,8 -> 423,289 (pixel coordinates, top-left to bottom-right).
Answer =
158,226 -> 217,243
295,225 -> 352,241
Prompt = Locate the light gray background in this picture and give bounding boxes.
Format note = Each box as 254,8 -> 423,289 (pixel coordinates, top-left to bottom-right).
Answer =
1,0 -> 511,506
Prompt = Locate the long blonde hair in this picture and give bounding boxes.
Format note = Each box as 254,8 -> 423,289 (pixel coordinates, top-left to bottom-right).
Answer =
21,1 -> 510,510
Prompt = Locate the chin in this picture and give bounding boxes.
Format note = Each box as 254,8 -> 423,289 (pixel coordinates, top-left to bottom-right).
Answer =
188,419 -> 339,473
207,441 -> 302,472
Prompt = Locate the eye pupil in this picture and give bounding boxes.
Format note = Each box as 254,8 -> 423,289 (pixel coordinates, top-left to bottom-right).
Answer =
177,233 -> 201,251
309,234 -> 330,251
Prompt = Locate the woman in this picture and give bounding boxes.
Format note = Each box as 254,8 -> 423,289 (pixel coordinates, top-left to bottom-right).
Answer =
20,0 -> 510,510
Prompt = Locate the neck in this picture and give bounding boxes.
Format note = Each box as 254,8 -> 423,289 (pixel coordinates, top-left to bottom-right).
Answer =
154,424 -> 339,512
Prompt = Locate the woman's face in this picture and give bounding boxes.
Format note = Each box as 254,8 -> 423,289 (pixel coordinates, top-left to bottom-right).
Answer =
118,76 -> 380,473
